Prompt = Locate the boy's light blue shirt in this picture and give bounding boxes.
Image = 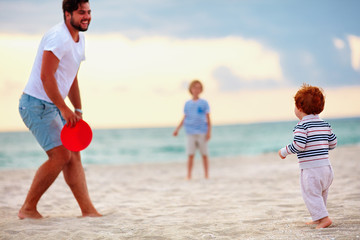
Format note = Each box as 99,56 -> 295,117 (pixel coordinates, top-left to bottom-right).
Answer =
184,98 -> 210,135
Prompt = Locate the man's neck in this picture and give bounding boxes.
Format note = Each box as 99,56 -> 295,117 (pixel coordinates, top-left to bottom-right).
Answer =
65,21 -> 80,42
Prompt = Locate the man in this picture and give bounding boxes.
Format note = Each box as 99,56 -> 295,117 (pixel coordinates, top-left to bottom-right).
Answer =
18,0 -> 101,219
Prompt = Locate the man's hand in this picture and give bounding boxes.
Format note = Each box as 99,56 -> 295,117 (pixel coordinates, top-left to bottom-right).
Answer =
75,110 -> 83,120
60,107 -> 81,127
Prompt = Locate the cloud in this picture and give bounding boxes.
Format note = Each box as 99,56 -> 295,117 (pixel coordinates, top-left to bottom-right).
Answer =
212,66 -> 281,91
0,33 -> 284,95
348,35 -> 360,71
333,38 -> 345,50
81,34 -> 284,94
212,66 -> 243,91
0,34 -> 39,96
2,32 -> 359,131
0,1 -> 60,34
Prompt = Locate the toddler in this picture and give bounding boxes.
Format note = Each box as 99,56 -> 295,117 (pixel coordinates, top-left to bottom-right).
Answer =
278,84 -> 337,229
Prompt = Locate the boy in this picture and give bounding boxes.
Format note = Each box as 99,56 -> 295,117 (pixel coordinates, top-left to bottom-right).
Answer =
173,80 -> 211,180
278,83 -> 337,229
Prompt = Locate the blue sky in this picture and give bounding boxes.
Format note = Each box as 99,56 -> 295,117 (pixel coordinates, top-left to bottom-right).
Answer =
0,0 -> 359,130
1,0 -> 359,90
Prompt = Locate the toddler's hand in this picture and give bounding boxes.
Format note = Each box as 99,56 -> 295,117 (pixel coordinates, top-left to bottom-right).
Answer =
173,130 -> 178,137
278,150 -> 286,159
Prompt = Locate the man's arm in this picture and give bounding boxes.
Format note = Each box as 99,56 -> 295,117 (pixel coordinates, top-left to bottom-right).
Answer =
68,74 -> 83,119
41,50 -> 80,126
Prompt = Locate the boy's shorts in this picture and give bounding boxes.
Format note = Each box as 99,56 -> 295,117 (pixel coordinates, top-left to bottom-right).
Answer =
19,94 -> 66,151
186,134 -> 208,156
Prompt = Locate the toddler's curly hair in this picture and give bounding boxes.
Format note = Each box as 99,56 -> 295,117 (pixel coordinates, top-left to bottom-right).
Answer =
294,83 -> 325,115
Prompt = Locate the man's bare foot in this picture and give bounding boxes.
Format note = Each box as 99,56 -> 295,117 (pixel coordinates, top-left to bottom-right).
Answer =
18,209 -> 43,220
82,211 -> 102,218
306,220 -> 319,225
316,217 -> 332,229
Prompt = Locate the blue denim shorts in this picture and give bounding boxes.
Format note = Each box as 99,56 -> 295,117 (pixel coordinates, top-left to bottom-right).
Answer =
19,94 -> 66,151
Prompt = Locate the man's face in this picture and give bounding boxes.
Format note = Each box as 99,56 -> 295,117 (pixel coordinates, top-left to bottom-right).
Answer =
70,2 -> 91,32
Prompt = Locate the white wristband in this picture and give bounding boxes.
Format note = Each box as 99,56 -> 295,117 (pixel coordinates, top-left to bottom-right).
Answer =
75,108 -> 83,114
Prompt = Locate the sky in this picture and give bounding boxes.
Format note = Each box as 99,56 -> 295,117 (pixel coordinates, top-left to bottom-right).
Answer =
0,0 -> 360,131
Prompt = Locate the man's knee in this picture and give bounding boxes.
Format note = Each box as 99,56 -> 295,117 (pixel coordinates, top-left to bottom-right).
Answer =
69,151 -> 81,164
47,146 -> 72,165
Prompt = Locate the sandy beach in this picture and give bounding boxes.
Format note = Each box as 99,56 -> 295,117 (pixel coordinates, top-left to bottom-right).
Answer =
0,145 -> 359,240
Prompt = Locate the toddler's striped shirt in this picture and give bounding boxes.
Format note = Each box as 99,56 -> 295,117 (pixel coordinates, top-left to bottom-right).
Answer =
281,114 -> 337,169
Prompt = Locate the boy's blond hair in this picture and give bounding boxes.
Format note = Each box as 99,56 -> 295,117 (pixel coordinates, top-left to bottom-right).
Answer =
188,80 -> 203,94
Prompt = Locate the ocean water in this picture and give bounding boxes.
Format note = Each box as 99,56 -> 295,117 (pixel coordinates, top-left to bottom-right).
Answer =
0,117 -> 359,170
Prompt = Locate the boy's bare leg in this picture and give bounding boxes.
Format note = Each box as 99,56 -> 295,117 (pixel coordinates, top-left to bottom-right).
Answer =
202,155 -> 209,179
62,151 -> 101,217
187,155 -> 194,180
18,146 -> 71,219
315,216 -> 332,229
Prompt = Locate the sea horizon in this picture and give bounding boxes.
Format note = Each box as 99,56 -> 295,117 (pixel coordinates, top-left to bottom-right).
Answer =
1,115 -> 359,133
1,117 -> 359,170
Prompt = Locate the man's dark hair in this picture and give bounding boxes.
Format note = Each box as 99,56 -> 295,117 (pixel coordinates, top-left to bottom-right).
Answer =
62,0 -> 89,20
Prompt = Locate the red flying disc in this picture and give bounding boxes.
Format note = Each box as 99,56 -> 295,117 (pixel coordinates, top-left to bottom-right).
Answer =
61,119 -> 93,152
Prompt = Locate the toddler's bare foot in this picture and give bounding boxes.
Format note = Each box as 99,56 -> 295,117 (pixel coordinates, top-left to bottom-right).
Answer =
306,220 -> 319,225
18,209 -> 43,220
316,217 -> 332,229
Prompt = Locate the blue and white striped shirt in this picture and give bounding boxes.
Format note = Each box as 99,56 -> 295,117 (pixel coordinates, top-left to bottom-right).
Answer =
184,98 -> 210,135
281,115 -> 337,169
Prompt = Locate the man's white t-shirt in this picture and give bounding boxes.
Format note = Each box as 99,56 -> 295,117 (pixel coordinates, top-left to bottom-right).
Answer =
24,22 -> 85,103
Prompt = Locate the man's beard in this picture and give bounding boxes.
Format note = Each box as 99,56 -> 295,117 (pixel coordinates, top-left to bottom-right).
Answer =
70,17 -> 89,32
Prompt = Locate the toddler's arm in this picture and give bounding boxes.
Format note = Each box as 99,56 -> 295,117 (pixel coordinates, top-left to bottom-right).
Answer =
328,128 -> 337,150
279,126 -> 307,158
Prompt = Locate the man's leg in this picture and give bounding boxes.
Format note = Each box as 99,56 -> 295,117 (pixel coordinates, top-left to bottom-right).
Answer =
62,151 -> 101,217
18,146 -> 71,219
